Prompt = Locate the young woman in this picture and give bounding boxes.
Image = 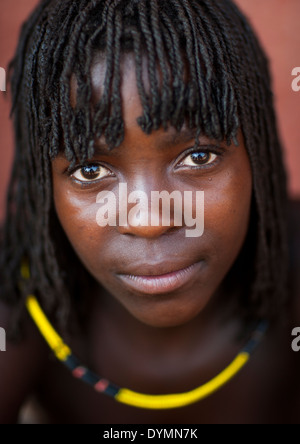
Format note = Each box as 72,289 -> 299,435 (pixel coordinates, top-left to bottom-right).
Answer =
0,0 -> 299,424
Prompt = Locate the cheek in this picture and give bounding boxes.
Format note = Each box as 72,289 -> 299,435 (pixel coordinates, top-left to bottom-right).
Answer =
204,164 -> 252,263
53,187 -> 107,267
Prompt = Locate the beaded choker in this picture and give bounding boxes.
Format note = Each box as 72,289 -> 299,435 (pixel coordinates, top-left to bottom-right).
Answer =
21,261 -> 268,410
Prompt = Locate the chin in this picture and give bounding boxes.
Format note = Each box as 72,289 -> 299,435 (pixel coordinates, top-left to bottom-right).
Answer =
127,305 -> 204,329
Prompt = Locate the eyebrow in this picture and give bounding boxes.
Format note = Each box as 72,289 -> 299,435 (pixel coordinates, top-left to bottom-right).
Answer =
160,128 -> 198,148
92,127 -> 199,156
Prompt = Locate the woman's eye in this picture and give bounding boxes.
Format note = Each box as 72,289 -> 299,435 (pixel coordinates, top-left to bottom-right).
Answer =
179,151 -> 218,167
71,164 -> 112,182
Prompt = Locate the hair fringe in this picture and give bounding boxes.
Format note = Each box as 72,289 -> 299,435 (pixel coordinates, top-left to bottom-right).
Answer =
0,0 -> 289,334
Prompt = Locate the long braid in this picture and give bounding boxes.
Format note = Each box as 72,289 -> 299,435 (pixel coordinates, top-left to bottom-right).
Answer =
0,0 -> 289,333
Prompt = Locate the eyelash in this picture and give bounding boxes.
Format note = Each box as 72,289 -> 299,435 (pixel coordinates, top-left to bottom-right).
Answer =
67,147 -> 223,186
67,163 -> 114,187
175,146 -> 223,172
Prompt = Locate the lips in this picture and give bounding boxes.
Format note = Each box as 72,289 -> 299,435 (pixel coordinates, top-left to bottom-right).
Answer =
117,261 -> 204,295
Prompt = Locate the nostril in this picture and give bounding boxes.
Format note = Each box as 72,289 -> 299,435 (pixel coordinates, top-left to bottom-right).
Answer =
117,221 -> 181,239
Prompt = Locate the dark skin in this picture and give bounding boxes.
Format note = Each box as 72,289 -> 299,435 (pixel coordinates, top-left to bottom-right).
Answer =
0,56 -> 299,424
53,56 -> 253,330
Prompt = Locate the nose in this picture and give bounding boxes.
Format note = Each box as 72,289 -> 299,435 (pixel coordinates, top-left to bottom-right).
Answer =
116,184 -> 183,239
117,219 -> 177,238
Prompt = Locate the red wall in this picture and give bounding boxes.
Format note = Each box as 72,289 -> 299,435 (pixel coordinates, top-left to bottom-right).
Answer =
235,0 -> 300,199
0,0 -> 39,222
0,0 -> 299,222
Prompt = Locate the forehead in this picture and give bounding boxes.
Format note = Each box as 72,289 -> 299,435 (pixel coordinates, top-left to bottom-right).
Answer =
71,53 -> 158,124
94,54 -> 144,130
91,52 -> 149,93
64,46 -> 239,165
70,53 -> 185,146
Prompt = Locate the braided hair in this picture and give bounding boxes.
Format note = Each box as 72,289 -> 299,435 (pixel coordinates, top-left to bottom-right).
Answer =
0,0 -> 289,332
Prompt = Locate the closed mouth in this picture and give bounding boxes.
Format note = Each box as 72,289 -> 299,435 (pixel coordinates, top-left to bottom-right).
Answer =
117,261 -> 204,295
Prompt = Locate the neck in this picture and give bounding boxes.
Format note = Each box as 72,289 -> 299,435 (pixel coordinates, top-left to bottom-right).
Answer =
87,283 -> 245,376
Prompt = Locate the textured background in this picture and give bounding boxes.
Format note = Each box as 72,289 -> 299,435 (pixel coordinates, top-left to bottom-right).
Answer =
0,0 -> 299,223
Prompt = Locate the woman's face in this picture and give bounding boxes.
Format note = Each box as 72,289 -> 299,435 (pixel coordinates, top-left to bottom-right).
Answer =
51,56 -> 253,328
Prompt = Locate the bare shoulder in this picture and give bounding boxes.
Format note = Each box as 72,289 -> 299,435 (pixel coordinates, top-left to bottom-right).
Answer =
0,300 -> 48,423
